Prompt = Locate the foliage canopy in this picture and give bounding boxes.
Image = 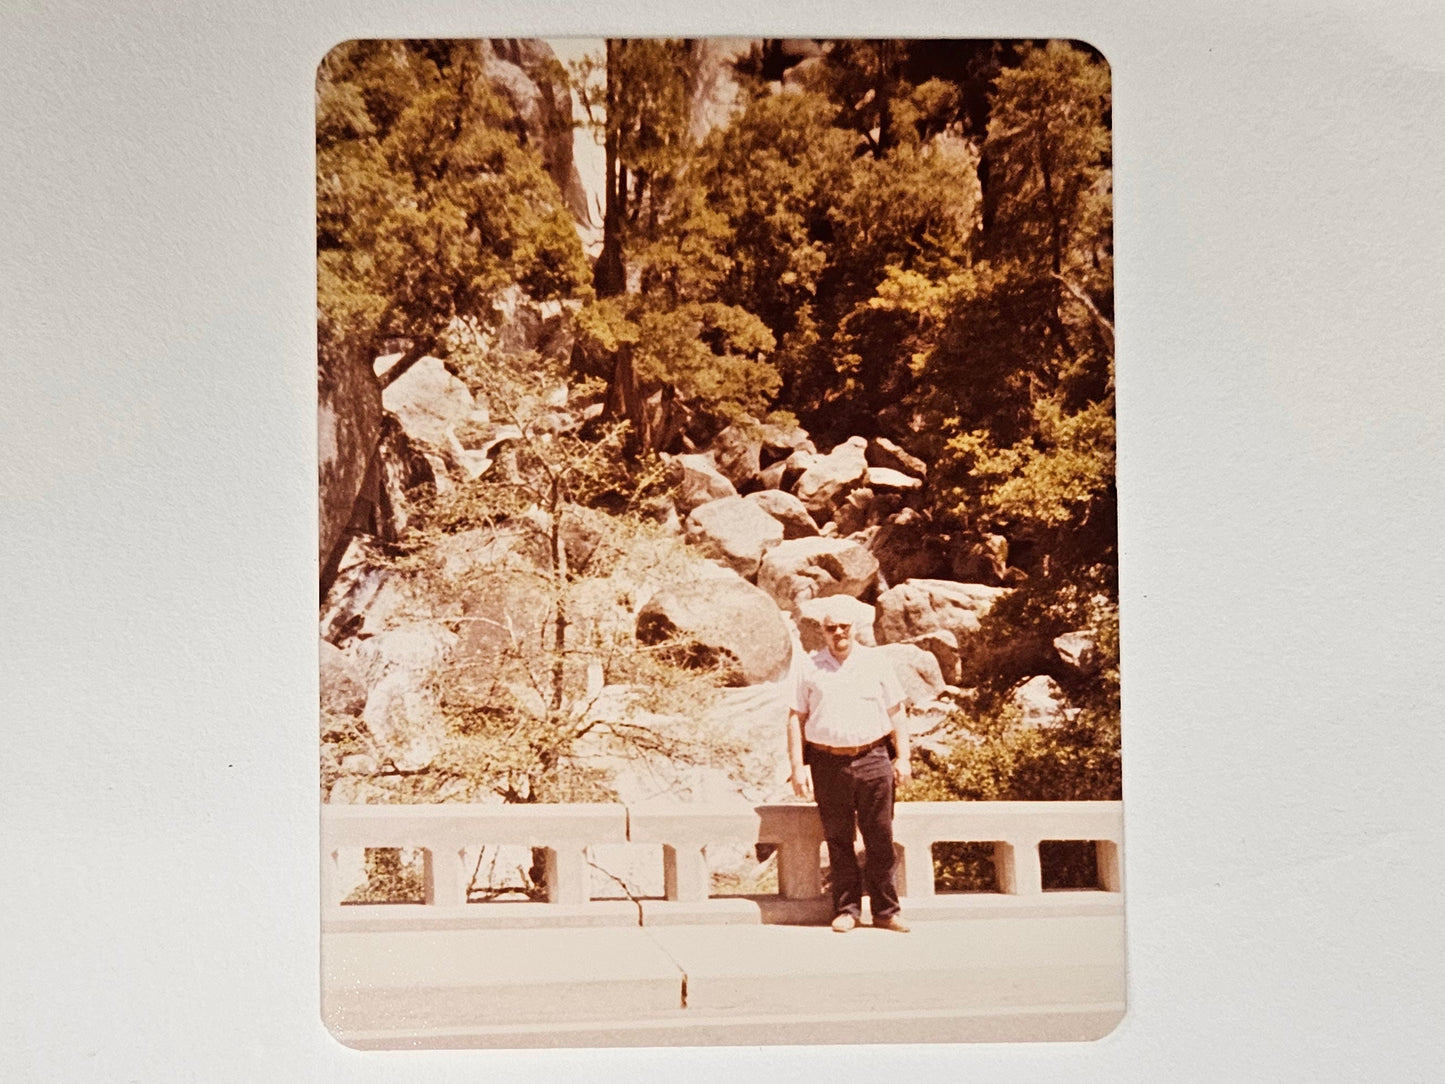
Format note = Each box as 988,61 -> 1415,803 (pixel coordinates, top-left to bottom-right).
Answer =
317,40 -> 588,364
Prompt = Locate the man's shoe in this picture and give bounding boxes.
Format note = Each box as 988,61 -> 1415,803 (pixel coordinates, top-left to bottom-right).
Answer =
831,912 -> 858,933
873,914 -> 911,933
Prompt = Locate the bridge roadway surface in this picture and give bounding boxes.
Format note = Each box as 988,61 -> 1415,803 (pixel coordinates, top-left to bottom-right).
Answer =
323,909 -> 1126,1049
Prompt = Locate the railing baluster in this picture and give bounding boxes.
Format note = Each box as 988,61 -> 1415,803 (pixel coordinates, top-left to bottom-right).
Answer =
420,845 -> 471,907
893,835 -> 935,899
663,844 -> 710,902
421,846 -> 436,905
545,846 -> 588,906
1095,839 -> 1122,892
776,839 -> 822,900
994,838 -> 1043,895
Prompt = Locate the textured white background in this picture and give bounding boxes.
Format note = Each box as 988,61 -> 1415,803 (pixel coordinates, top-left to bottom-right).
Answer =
3,2 -> 1443,1079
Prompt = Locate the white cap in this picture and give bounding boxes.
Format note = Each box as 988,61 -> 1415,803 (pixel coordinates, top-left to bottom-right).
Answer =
798,594 -> 875,628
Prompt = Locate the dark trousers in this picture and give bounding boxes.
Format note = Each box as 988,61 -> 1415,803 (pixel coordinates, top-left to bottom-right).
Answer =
809,744 -> 899,921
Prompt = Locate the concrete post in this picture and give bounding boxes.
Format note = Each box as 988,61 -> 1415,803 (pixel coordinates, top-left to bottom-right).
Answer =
1095,839 -> 1122,892
663,844 -> 710,902
421,847 -> 471,908
545,846 -> 589,905
777,841 -> 823,900
994,839 -> 1043,895
894,837 -> 935,899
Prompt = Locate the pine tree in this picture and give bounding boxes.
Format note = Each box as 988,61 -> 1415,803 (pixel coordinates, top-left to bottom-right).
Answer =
569,40 -> 780,455
317,41 -> 588,375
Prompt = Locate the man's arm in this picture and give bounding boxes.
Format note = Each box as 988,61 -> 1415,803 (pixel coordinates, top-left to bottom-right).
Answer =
889,703 -> 911,786
787,708 -> 812,799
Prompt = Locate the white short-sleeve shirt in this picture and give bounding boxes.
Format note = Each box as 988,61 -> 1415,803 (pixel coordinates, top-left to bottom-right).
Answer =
792,645 -> 905,749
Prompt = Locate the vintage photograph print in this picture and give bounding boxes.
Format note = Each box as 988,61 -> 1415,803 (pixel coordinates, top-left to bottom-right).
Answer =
318,37 -> 1121,1048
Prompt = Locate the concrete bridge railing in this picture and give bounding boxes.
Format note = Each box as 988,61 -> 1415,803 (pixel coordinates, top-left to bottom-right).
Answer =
322,800 -> 1123,930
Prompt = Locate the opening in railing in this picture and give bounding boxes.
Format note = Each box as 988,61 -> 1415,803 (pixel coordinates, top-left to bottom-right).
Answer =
1040,840 -> 1105,890
706,842 -> 779,897
340,847 -> 428,904
463,845 -> 548,902
929,841 -> 1002,893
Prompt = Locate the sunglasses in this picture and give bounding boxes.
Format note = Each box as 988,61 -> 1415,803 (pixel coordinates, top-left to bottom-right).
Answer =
822,623 -> 853,633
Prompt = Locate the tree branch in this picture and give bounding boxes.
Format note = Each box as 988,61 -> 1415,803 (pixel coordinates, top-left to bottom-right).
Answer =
1051,272 -> 1115,350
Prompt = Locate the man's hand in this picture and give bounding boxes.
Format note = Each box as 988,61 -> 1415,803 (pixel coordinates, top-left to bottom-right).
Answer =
790,766 -> 813,800
893,758 -> 912,787
888,707 -> 911,789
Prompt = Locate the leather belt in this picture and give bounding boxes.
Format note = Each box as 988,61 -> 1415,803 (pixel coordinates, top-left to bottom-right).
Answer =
807,737 -> 887,758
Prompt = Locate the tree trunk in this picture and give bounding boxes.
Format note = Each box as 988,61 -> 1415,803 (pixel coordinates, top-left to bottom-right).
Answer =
602,345 -> 654,455
548,477 -> 569,715
593,39 -> 627,298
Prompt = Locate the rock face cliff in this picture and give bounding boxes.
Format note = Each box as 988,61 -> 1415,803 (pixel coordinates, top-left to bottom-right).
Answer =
685,38 -> 752,141
482,39 -> 591,225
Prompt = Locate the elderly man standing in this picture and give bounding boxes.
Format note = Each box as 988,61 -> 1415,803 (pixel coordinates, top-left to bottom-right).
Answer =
788,596 -> 912,933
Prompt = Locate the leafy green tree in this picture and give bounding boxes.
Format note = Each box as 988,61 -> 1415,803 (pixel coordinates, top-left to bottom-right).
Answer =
807,136 -> 981,435
689,76 -> 981,439
806,39 -> 964,157
908,42 -> 1114,557
693,92 -> 851,340
982,41 -> 1112,284
864,41 -> 1120,808
568,39 -> 991,450
569,41 -> 783,454
317,40 -> 588,374
902,598 -> 1120,804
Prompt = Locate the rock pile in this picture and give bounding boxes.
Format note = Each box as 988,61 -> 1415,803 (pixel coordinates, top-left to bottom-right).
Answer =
638,411 -> 1098,754
650,420 -> 999,685
319,306 -> 1088,814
